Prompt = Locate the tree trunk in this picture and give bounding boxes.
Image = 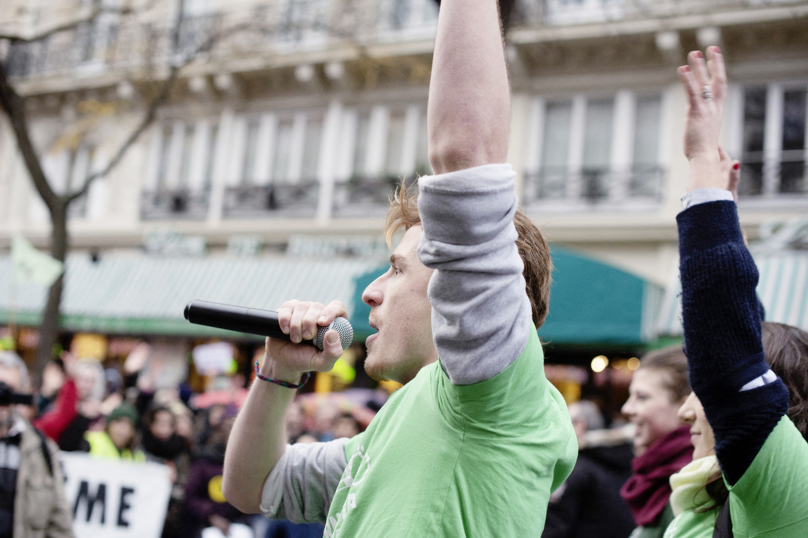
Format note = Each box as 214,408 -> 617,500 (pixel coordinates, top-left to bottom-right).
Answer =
34,201 -> 68,377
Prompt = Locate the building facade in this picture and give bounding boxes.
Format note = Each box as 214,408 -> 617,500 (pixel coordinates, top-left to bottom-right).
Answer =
1,0 -> 807,359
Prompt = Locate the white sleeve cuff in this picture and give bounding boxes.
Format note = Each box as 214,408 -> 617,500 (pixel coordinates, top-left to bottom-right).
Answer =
680,188 -> 734,211
740,369 -> 778,392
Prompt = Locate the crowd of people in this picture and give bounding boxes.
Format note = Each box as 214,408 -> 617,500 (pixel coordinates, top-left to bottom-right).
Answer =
0,343 -> 371,538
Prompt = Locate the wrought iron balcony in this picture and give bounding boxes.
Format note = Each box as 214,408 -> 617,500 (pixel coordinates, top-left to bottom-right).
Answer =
522,165 -> 666,206
333,176 -> 403,218
141,189 -> 210,220
222,182 -> 319,218
738,154 -> 808,198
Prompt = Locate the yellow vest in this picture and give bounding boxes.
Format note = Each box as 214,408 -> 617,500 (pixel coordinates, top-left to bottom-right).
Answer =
85,431 -> 146,462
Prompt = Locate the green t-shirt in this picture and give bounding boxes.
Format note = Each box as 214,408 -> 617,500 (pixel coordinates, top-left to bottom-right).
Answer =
631,504 -> 676,538
324,329 -> 577,537
663,416 -> 808,538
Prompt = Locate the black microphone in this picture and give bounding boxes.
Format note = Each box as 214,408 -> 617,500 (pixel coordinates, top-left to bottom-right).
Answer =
184,300 -> 354,351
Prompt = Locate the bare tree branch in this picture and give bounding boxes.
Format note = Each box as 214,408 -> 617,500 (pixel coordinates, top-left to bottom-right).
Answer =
0,0 -> 160,44
0,62 -> 60,213
65,16 -> 258,203
66,65 -> 179,203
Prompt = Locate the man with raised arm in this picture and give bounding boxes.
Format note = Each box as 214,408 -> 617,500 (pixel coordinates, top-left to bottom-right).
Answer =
222,0 -> 577,534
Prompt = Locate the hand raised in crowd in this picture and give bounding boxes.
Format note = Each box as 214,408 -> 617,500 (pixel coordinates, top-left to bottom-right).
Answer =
677,46 -> 727,191
124,341 -> 153,375
261,299 -> 348,383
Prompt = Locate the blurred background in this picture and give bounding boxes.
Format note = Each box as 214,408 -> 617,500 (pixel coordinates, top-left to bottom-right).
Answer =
0,3 -> 806,530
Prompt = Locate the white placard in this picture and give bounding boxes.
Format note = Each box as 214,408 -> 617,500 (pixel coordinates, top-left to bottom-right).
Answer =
60,452 -> 171,538
192,342 -> 234,375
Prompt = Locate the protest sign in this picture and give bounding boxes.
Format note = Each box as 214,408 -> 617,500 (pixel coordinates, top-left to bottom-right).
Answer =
60,452 -> 171,538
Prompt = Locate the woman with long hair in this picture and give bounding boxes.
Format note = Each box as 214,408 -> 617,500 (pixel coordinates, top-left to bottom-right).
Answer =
663,46 -> 808,537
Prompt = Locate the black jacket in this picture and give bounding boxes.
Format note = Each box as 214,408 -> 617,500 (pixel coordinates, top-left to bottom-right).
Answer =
542,441 -> 635,538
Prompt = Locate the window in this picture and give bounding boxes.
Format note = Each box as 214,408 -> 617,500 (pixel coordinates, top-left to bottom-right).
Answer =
384,111 -> 406,176
278,0 -> 330,47
302,117 -> 323,181
544,0 -> 625,26
379,0 -> 438,35
581,98 -> 614,200
525,91 -> 665,207
631,95 -> 662,196
272,119 -> 295,183
351,112 -> 372,179
539,101 -> 573,199
738,84 -> 807,198
242,118 -> 261,185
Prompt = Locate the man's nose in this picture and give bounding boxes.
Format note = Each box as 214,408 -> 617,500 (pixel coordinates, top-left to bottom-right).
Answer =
362,275 -> 385,307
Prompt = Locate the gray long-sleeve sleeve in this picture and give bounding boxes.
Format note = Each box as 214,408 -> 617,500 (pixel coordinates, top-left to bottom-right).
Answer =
259,438 -> 349,523
417,163 -> 533,385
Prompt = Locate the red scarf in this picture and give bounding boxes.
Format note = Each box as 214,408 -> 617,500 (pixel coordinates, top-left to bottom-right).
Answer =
620,426 -> 694,527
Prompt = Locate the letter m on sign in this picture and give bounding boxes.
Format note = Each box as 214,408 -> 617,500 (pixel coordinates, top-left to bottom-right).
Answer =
73,480 -> 107,524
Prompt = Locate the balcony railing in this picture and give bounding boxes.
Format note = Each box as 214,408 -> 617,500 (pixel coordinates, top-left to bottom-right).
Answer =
739,154 -> 808,198
333,176 -> 402,218
141,189 -> 210,220
5,0 -> 803,81
222,183 -> 319,218
522,165 -> 665,206
513,0 -> 805,28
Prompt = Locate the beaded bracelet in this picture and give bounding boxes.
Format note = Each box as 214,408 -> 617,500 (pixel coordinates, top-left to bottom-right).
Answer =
254,360 -> 310,389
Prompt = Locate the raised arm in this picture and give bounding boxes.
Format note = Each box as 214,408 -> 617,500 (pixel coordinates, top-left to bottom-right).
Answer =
676,48 -> 789,483
416,0 -> 536,385
427,0 -> 510,173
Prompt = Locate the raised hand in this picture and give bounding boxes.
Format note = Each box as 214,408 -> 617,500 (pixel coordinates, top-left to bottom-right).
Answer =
677,46 -> 728,192
259,299 -> 348,383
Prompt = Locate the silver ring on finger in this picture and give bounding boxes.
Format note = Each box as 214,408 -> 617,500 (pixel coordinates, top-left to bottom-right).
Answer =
702,85 -> 714,102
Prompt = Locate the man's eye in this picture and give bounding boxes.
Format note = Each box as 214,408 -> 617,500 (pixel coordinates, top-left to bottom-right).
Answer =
393,265 -> 401,275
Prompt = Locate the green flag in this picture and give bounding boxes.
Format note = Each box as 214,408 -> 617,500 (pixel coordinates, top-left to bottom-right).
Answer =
11,235 -> 64,287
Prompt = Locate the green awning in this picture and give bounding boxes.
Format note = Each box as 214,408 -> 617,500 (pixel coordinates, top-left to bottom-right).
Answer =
0,254 -> 386,338
347,247 -> 660,347
657,251 -> 808,336
538,247 -> 662,345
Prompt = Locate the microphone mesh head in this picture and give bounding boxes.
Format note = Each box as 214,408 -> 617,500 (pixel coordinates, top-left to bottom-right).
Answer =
314,317 -> 354,351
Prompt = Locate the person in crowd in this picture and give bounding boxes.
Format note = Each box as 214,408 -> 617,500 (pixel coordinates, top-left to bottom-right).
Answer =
0,351 -> 73,538
139,404 -> 193,538
620,347 -> 693,537
543,400 -> 635,538
57,357 -> 106,451
142,405 -> 188,463
36,358 -> 65,415
85,402 -> 145,461
283,401 -> 308,444
311,403 -> 339,442
660,46 -> 808,537
331,413 -> 361,440
223,0 -> 576,534
186,405 -> 251,538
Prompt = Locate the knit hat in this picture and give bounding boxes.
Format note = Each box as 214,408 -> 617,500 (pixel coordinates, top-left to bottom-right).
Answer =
107,402 -> 139,425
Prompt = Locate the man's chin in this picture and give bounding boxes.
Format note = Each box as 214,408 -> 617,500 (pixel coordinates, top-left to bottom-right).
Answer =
363,355 -> 390,383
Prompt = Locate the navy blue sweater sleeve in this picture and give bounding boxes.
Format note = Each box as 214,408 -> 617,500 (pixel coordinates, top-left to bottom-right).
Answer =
677,200 -> 789,485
